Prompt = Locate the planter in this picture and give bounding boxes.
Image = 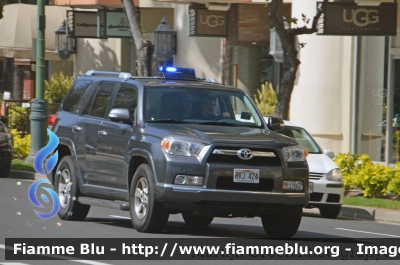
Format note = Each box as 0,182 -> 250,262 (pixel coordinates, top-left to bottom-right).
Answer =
48,103 -> 61,115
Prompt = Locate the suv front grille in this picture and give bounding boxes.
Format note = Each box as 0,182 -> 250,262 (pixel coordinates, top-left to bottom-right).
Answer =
216,176 -> 274,192
207,147 -> 282,166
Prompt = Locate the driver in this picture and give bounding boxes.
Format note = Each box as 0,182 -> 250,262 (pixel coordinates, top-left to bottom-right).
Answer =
199,95 -> 217,120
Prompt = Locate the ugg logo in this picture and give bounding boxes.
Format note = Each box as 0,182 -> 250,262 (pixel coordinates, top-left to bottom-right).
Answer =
343,9 -> 379,27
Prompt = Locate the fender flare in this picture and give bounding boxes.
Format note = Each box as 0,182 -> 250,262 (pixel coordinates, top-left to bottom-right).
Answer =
126,148 -> 159,188
54,137 -> 84,188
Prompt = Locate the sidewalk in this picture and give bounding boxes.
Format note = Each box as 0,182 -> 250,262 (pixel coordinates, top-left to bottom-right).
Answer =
8,170 -> 400,225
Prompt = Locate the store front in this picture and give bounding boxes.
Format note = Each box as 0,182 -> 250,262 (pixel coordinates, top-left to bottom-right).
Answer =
0,3 -> 72,99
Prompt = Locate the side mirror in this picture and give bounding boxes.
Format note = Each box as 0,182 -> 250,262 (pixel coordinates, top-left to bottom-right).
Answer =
108,108 -> 131,124
0,116 -> 8,125
324,149 -> 335,159
267,116 -> 284,131
240,112 -> 252,120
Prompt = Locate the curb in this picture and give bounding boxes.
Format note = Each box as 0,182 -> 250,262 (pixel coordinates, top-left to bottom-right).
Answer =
304,206 -> 400,224
8,170 -> 47,180
340,206 -> 400,224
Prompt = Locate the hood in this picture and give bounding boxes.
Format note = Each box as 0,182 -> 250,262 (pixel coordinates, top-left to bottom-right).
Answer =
307,153 -> 338,174
147,123 -> 296,146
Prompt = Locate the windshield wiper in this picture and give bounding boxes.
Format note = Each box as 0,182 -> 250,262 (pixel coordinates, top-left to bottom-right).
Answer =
147,119 -> 191,124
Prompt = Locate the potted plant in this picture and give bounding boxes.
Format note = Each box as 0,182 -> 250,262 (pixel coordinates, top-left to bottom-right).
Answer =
44,71 -> 73,115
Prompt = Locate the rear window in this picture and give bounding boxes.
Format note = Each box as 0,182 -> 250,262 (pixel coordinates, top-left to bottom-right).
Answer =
62,79 -> 93,113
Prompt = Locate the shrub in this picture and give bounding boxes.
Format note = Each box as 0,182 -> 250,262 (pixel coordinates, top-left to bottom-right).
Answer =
254,81 -> 278,116
11,129 -> 31,159
45,71 -> 73,103
388,164 -> 400,195
8,103 -> 29,131
333,153 -> 359,191
334,153 -> 400,198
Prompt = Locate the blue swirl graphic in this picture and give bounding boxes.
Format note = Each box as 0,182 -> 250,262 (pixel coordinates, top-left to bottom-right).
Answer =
34,129 -> 59,176
28,179 -> 60,220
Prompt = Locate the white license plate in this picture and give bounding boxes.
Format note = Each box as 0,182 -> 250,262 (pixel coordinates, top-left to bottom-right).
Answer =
234,169 -> 260,183
309,182 -> 314,193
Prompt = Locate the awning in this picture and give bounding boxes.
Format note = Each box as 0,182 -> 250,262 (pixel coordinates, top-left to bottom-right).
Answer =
0,4 -> 71,61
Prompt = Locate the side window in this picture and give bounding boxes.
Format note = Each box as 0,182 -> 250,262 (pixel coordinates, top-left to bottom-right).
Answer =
110,85 -> 138,109
86,83 -> 116,118
110,85 -> 138,120
62,79 -> 93,112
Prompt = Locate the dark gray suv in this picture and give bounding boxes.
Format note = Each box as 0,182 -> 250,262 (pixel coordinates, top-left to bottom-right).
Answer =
49,67 -> 309,238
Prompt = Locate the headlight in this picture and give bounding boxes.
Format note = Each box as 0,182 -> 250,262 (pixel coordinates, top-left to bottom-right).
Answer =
281,145 -> 308,162
0,134 -> 11,141
325,168 -> 343,182
161,138 -> 203,157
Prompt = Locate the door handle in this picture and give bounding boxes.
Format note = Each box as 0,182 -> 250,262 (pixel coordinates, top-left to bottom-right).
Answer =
98,130 -> 108,136
71,125 -> 82,132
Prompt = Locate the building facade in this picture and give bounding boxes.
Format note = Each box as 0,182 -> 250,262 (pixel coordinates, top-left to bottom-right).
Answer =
48,0 -> 400,164
171,0 -> 400,164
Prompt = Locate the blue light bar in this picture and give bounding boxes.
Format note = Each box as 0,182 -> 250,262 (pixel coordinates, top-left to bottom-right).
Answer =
157,66 -> 197,81
166,67 -> 177,72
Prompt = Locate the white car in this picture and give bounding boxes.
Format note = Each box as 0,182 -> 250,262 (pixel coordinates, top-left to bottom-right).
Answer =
264,118 -> 344,219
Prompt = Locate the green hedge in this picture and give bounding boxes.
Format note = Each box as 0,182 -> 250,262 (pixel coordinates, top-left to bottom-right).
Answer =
334,153 -> 400,198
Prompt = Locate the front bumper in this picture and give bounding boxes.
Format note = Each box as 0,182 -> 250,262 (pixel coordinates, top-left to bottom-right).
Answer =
156,184 -> 308,215
307,178 -> 344,207
153,146 -> 309,215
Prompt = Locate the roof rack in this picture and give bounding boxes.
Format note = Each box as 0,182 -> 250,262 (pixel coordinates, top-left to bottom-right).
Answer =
197,77 -> 223,85
85,70 -> 132,79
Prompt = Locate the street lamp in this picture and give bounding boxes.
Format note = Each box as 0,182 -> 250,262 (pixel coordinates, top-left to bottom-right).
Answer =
55,20 -> 75,60
154,17 -> 176,66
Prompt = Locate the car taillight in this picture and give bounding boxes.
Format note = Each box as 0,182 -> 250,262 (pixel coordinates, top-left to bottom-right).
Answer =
48,114 -> 57,126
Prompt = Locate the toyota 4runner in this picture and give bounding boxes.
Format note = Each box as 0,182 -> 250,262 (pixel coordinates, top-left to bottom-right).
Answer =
49,67 -> 309,238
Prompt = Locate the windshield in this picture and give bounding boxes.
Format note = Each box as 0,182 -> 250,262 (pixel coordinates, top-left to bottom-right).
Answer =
280,126 -> 322,154
144,87 -> 264,128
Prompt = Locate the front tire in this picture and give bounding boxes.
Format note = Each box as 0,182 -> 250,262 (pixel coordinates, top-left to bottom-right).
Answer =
261,209 -> 303,238
319,205 -> 341,219
130,164 -> 169,233
182,213 -> 214,226
54,156 -> 90,220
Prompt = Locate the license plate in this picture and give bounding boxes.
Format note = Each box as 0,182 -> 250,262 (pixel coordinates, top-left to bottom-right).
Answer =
234,169 -> 260,183
309,182 -> 314,193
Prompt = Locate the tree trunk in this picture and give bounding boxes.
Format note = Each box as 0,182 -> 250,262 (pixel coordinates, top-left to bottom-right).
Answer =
121,0 -> 149,76
275,59 -> 299,119
268,0 -> 327,120
0,0 -> 6,20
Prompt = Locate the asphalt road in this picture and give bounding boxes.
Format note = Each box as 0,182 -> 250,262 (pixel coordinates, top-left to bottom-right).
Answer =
1,178 -> 400,265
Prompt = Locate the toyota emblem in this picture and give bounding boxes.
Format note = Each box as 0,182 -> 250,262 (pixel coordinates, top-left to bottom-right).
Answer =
237,148 -> 253,160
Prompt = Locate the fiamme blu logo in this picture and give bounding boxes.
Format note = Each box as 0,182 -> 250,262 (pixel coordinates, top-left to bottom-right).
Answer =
27,129 -> 60,220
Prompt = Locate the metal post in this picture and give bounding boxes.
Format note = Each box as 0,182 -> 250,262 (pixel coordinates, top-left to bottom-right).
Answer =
385,36 -> 394,165
351,36 -> 361,154
25,0 -> 48,164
